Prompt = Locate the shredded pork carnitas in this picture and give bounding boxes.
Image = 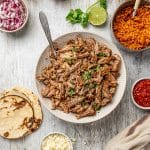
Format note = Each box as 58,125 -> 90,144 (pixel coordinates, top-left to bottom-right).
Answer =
37,36 -> 121,119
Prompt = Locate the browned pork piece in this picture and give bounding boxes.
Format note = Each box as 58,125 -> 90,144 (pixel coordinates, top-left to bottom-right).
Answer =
37,36 -> 121,119
76,106 -> 96,119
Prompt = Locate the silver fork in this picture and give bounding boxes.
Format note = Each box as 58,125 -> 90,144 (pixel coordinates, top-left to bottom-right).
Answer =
39,11 -> 57,58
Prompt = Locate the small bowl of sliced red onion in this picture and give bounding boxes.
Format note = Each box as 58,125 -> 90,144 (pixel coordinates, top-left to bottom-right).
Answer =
0,0 -> 28,33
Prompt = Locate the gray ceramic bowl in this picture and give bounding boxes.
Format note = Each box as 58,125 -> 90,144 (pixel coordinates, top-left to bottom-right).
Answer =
110,0 -> 150,53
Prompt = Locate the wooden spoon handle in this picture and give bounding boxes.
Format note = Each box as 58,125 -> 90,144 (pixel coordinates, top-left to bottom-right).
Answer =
134,0 -> 141,10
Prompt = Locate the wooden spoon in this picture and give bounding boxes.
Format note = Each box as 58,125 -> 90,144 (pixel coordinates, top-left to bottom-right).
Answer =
132,0 -> 141,17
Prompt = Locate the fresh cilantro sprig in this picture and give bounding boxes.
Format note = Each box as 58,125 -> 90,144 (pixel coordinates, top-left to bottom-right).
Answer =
80,12 -> 89,27
100,0 -> 107,9
82,71 -> 92,81
68,88 -> 76,97
66,9 -> 89,27
97,52 -> 107,57
92,102 -> 101,111
82,65 -> 100,81
64,58 -> 74,65
72,46 -> 78,52
85,82 -> 97,89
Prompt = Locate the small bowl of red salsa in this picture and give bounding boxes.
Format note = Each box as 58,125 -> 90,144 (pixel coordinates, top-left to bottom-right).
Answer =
0,0 -> 28,33
132,78 -> 150,110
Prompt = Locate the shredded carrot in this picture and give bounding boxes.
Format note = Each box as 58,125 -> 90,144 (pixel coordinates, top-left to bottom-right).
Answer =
113,5 -> 150,51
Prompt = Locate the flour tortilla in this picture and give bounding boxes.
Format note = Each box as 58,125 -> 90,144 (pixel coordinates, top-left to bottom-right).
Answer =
11,87 -> 43,131
0,95 -> 34,139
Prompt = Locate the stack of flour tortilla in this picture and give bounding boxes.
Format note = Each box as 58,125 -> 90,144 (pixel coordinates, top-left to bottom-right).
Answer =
0,87 -> 43,139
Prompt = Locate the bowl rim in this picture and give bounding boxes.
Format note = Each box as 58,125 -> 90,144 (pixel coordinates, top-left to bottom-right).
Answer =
0,0 -> 29,33
35,31 -> 127,124
131,77 -> 150,110
41,132 -> 73,150
110,0 -> 150,53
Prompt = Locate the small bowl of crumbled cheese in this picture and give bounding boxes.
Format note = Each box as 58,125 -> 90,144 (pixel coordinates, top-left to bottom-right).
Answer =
41,132 -> 73,150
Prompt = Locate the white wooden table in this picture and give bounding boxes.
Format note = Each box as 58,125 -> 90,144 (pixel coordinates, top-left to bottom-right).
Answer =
0,0 -> 149,149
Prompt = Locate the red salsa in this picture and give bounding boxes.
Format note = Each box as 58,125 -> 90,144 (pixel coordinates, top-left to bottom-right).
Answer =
133,79 -> 150,107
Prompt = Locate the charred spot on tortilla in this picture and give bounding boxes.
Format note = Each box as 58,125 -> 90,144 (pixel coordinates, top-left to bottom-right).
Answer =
35,119 -> 42,127
3,99 -> 8,102
31,119 -> 42,131
20,117 -> 33,129
13,100 -> 27,111
4,132 -> 9,137
0,106 -> 7,111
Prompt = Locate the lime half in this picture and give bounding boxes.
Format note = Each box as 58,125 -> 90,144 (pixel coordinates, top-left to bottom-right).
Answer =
87,4 -> 107,26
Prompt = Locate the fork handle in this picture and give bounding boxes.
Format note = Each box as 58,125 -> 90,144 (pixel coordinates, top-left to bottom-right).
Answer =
39,11 -> 57,58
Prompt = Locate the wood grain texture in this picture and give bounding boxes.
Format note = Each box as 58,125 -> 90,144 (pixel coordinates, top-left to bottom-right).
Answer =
0,0 -> 149,150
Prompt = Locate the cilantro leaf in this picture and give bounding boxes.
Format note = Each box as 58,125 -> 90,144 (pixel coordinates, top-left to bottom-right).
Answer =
97,53 -> 107,57
80,13 -> 89,27
82,66 -> 100,81
84,82 -> 97,89
72,46 -> 78,52
68,88 -> 76,96
64,58 -> 74,65
89,82 -> 97,89
92,102 -> 101,111
66,9 -> 81,24
90,65 -> 100,72
66,9 -> 89,27
82,71 -> 92,81
100,0 -> 107,10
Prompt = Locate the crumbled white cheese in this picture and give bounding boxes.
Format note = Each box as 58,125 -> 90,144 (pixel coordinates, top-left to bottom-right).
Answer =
41,133 -> 71,150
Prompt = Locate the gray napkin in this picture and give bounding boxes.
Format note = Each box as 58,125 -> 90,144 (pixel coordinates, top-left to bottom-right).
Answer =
104,115 -> 150,150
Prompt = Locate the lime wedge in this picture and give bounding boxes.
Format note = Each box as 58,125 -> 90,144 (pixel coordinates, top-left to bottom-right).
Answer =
87,4 -> 107,26
87,1 -> 100,11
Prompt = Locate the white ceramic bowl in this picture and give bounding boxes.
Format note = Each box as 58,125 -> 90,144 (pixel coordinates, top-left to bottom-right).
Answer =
41,132 -> 73,150
35,32 -> 127,124
0,0 -> 29,33
131,78 -> 150,110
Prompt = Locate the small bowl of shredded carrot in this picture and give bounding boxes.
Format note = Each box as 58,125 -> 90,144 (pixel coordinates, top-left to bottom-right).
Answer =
111,0 -> 150,52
